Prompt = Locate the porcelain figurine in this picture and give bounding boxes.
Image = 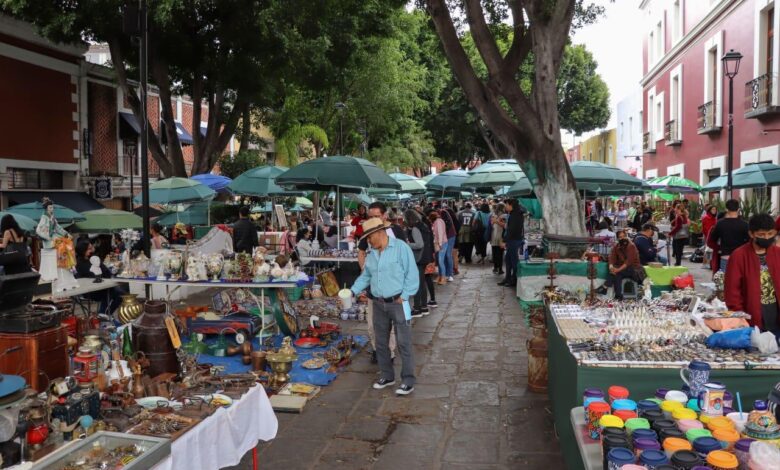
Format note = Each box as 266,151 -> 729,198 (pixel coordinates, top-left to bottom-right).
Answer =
36,198 -> 79,292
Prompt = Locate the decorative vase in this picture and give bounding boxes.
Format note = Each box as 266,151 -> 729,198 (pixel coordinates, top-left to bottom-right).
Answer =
117,294 -> 144,324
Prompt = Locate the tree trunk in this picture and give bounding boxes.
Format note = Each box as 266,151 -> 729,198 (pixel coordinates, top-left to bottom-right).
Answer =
107,37 -> 172,177
239,102 -> 251,152
149,57 -> 187,176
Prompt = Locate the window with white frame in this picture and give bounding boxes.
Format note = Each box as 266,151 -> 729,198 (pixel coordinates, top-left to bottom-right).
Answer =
670,64 -> 683,140
647,88 -> 656,145
655,19 -> 664,62
649,30 -> 655,64
703,31 -> 723,125
671,0 -> 683,45
629,116 -> 634,150
755,2 -> 777,85
655,91 -> 665,142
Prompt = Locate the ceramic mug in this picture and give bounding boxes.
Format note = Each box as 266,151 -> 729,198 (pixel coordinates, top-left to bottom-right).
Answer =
698,382 -> 726,417
679,360 -> 711,397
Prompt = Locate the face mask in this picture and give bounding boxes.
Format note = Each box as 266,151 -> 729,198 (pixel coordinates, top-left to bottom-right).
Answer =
755,236 -> 776,249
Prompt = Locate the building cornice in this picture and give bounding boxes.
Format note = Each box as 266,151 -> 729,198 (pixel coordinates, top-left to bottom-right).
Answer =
0,14 -> 87,57
640,0 -> 741,87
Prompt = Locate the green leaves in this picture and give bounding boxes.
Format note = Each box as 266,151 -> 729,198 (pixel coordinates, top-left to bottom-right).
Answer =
557,44 -> 611,135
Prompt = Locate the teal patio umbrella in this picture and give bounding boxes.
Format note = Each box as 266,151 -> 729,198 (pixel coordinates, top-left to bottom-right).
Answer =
570,161 -> 645,187
0,211 -> 37,232
702,162 -> 780,191
133,177 -> 216,205
156,201 -> 226,227
464,161 -> 525,189
74,208 -> 143,233
388,173 -> 427,194
426,170 -> 470,194
275,156 -> 400,193
227,166 -> 302,197
421,174 -> 437,184
7,202 -> 85,226
504,177 -> 535,198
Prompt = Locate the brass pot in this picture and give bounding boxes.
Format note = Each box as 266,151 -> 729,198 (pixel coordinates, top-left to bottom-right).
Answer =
250,351 -> 267,372
117,294 -> 144,324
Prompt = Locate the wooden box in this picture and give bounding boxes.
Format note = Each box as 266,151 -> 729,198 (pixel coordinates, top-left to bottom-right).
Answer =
0,326 -> 69,392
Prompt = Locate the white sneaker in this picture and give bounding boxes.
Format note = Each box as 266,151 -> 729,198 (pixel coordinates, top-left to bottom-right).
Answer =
447,276 -> 454,282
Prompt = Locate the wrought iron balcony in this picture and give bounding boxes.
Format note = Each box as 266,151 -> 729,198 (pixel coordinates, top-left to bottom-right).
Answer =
664,120 -> 682,146
745,74 -> 780,118
643,132 -> 655,154
697,100 -> 721,134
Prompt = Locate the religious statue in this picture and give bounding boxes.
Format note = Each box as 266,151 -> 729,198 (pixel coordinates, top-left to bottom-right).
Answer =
36,198 -> 79,292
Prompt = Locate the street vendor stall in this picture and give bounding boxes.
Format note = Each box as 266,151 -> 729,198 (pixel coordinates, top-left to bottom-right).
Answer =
546,299 -> 780,470
516,260 -> 608,310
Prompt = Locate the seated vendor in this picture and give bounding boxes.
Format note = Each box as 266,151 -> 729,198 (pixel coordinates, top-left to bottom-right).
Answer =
296,227 -> 313,264
724,214 -> 780,338
633,223 -> 659,265
596,230 -> 643,300
74,239 -> 128,316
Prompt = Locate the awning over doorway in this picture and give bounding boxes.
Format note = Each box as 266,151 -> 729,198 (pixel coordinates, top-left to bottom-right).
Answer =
161,121 -> 194,146
4,191 -> 103,212
119,111 -> 141,139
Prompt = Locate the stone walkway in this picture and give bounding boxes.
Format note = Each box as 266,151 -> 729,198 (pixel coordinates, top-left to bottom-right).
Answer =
230,263 -> 564,469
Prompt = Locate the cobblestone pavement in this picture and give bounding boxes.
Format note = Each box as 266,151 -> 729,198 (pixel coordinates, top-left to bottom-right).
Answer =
229,262 -> 564,470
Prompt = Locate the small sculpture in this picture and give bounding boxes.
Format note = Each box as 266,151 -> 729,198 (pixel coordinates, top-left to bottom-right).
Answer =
89,256 -> 103,283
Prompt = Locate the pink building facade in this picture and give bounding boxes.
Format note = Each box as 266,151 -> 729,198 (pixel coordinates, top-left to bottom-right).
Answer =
641,0 -> 780,207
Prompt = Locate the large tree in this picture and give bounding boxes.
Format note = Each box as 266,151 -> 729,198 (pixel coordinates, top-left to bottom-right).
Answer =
423,0 -> 605,235
2,0 -> 403,176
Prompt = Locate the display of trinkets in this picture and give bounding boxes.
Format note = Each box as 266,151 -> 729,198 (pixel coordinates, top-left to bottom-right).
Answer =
127,409 -> 200,439
551,300 -> 780,367
293,298 -> 366,321
34,431 -> 170,469
306,249 -> 359,259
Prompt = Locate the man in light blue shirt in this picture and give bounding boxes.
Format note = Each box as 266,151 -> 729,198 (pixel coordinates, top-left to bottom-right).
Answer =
351,218 -> 419,395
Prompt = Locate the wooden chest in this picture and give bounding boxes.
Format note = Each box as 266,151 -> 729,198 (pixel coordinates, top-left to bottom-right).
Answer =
0,326 -> 69,392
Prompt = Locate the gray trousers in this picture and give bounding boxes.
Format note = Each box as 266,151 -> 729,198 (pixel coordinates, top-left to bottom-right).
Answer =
372,300 -> 415,387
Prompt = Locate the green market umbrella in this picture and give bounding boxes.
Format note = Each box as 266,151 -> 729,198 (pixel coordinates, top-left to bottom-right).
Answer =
426,170 -> 470,194
227,166 -> 302,197
275,156 -> 400,193
74,208 -> 143,233
647,175 -> 702,193
421,174 -> 437,183
156,201 -> 225,227
133,177 -> 216,205
7,202 -> 85,226
505,177 -> 535,198
463,162 -> 525,189
702,162 -> 780,191
570,161 -> 645,187
295,197 -> 313,208
250,202 -> 306,213
388,173 -> 427,194
0,211 -> 37,232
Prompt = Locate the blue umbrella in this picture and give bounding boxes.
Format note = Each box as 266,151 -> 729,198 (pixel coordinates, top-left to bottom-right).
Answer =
191,174 -> 232,192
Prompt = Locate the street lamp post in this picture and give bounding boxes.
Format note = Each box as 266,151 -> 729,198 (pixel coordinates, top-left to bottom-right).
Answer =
335,102 -> 347,155
125,140 -> 137,208
722,49 -> 743,197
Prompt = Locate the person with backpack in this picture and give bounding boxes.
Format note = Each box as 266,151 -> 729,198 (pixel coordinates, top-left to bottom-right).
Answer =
473,203 -> 491,263
456,203 -> 476,264
405,209 -> 434,318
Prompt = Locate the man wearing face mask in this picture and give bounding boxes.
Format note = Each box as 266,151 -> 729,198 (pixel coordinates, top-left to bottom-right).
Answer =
725,214 -> 780,337
596,230 -> 643,300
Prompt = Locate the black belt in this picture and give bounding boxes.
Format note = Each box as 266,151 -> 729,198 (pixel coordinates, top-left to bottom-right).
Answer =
371,293 -> 401,303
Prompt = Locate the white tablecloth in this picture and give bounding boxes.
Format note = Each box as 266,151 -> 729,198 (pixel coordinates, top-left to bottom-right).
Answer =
152,384 -> 278,470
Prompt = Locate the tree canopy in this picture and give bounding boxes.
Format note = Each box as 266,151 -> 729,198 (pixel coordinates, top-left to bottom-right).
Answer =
2,0 -> 404,176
